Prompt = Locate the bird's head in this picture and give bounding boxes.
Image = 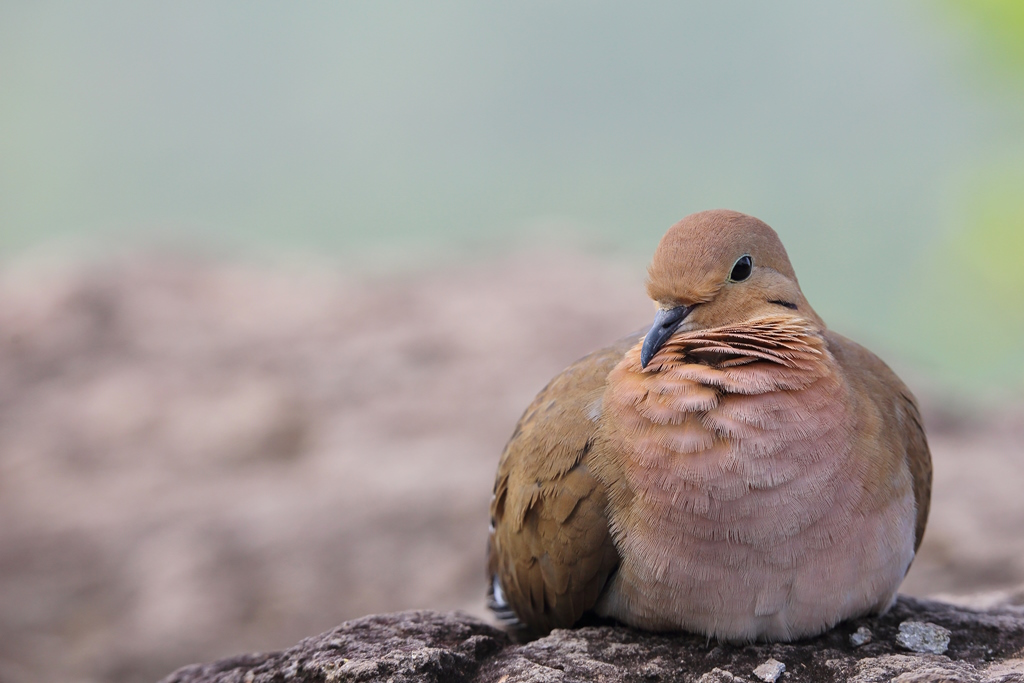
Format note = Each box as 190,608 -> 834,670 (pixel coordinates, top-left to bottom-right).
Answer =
641,209 -> 824,368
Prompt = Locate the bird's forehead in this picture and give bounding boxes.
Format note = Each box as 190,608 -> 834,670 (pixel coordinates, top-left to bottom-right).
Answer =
646,210 -> 796,303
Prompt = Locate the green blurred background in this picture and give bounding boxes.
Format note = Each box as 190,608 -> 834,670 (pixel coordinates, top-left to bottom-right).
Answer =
2,0 -> 1022,390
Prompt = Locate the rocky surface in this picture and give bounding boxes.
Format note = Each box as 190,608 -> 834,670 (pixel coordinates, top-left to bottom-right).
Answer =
162,597 -> 1024,683
2,254 -> 1024,683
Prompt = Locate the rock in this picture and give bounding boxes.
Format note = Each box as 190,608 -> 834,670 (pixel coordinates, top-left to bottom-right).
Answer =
849,627 -> 873,648
896,621 -> 952,655
160,596 -> 1024,683
753,658 -> 786,682
698,668 -> 751,683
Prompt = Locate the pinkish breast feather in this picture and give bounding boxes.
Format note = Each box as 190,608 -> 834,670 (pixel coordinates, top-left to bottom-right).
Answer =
593,315 -> 917,641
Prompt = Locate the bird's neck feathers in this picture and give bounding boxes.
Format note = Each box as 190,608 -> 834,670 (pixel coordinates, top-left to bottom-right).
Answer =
634,315 -> 830,392
600,315 -> 844,464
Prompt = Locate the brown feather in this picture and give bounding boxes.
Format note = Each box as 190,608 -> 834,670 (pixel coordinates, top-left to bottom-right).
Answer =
823,330 -> 932,553
487,332 -> 640,633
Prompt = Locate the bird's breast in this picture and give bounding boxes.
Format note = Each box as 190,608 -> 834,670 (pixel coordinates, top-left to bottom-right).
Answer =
591,317 -> 917,641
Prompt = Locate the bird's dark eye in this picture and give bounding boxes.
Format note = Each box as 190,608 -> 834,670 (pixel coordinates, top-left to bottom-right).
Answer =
729,255 -> 752,282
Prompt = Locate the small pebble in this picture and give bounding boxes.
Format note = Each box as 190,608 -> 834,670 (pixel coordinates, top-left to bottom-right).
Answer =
697,668 -> 746,683
753,658 -> 786,682
896,620 -> 951,655
849,626 -> 873,647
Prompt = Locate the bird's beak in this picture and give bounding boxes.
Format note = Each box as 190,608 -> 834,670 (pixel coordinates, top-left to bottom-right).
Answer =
640,305 -> 693,369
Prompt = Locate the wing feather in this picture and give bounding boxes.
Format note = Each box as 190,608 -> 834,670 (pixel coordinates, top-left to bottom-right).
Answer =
487,332 -> 641,634
824,331 -> 932,554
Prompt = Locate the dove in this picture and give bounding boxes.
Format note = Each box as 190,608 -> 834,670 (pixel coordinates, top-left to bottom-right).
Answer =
486,209 -> 931,642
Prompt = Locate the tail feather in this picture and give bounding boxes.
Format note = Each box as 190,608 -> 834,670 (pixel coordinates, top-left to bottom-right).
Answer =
487,573 -> 522,627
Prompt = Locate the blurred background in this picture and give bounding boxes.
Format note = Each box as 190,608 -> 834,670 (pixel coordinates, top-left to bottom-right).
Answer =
1,2 -> 1023,682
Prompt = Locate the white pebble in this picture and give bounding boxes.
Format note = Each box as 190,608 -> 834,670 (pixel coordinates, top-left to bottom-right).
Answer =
896,621 -> 951,655
849,626 -> 873,647
753,658 -> 786,682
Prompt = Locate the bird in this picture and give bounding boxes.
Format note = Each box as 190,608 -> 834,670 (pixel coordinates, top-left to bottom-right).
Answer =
486,209 -> 932,642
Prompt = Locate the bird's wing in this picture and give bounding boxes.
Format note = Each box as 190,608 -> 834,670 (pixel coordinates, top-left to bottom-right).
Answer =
824,331 -> 932,553
900,386 -> 932,553
487,331 -> 642,634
